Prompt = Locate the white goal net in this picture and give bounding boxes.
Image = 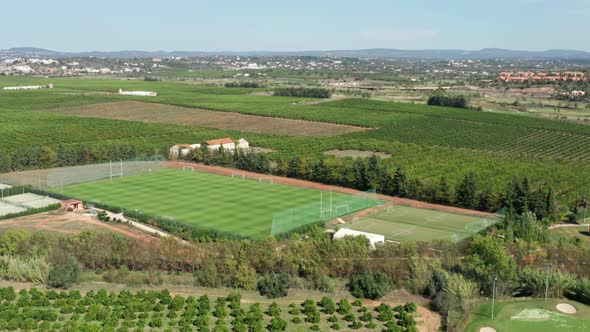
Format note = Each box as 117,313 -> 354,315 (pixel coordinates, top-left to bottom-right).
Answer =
258,177 -> 273,184
232,173 -> 245,180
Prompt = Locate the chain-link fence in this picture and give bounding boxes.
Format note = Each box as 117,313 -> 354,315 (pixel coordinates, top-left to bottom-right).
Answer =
271,189 -> 382,236
0,158 -> 166,190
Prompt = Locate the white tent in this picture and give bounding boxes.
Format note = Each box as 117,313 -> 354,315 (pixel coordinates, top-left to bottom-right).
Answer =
333,228 -> 385,249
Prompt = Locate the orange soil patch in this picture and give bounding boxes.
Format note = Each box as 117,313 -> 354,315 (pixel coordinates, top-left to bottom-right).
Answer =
0,210 -> 159,244
46,101 -> 368,137
167,161 -> 499,218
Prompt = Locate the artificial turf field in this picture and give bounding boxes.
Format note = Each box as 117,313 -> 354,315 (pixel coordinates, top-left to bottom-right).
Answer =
60,169 -> 358,238
465,299 -> 590,331
346,205 -> 501,242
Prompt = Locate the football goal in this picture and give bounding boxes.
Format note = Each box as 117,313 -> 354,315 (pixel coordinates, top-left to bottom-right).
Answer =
258,177 -> 273,184
232,173 -> 245,180
182,166 -> 195,172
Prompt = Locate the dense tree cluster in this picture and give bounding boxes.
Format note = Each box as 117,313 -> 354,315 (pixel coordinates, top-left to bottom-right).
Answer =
427,94 -> 469,108
224,82 -> 261,88
273,87 -> 332,98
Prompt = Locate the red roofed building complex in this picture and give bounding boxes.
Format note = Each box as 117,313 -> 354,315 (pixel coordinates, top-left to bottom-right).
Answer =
204,138 -> 236,151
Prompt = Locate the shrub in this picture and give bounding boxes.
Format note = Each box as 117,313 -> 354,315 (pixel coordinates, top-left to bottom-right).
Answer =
313,275 -> 336,293
348,272 -> 394,300
319,296 -> 336,314
404,302 -> 417,313
257,273 -> 290,299
267,317 -> 287,331
47,256 -> 81,289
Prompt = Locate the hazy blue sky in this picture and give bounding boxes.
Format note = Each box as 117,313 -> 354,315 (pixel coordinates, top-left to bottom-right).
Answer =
2,0 -> 589,51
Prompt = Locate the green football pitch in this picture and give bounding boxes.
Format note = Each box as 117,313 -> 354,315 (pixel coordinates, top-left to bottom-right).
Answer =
465,299 -> 590,332
346,205 -> 501,242
61,169 -> 362,238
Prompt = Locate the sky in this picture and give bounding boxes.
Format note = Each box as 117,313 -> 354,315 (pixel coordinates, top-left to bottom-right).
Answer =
2,0 -> 589,52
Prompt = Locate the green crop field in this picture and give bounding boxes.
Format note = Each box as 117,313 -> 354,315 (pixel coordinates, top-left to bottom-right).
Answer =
1,76 -> 590,206
60,169 -> 362,238
345,205 -> 501,242
465,299 -> 590,332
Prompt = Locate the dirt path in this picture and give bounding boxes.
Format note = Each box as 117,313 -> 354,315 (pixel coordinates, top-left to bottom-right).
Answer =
549,223 -> 590,230
167,161 -> 500,218
0,210 -> 159,244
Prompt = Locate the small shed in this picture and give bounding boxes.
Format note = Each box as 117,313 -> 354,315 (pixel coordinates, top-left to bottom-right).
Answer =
333,228 -> 385,249
61,199 -> 83,211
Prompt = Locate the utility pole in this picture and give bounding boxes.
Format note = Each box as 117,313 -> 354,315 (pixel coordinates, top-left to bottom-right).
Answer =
491,273 -> 497,319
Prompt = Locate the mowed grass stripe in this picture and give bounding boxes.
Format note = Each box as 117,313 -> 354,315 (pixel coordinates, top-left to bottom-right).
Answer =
61,169 -> 352,238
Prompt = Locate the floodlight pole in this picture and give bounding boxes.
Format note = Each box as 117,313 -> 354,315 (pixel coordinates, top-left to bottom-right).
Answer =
330,190 -> 333,216
320,192 -> 323,220
491,273 -> 497,319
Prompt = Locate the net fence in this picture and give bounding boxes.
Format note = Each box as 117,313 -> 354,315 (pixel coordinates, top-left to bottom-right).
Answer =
271,189 -> 383,236
0,159 -> 166,190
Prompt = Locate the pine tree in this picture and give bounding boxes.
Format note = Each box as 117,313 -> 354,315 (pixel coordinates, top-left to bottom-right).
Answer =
456,173 -> 478,209
392,167 -> 408,197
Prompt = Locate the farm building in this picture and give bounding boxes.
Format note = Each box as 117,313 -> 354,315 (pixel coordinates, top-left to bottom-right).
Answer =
205,138 -> 236,151
169,138 -> 249,158
118,89 -> 157,97
237,138 -> 250,149
170,144 -> 200,158
333,228 -> 385,249
61,199 -> 83,211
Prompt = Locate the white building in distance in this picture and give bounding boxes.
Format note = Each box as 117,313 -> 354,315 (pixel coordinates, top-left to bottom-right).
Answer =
333,228 -> 385,249
3,84 -> 53,90
118,89 -> 157,97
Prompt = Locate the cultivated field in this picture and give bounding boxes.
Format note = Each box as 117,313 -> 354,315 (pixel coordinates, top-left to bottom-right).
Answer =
59,169 -> 362,238
465,299 -> 590,332
345,205 -> 501,242
47,101 -> 368,137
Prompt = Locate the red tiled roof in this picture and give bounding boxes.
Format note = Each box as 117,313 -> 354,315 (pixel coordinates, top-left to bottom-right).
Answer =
205,138 -> 234,145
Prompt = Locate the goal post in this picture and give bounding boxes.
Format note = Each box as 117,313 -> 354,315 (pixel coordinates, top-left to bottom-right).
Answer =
182,166 -> 195,172
258,177 -> 273,184
270,189 -> 384,236
110,160 -> 123,181
232,173 -> 245,180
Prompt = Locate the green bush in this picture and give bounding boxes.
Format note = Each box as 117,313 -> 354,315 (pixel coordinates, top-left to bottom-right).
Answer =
348,272 -> 394,300
257,273 -> 290,299
47,256 -> 81,289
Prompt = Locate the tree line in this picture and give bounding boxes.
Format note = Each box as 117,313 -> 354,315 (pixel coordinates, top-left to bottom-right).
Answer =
189,148 -> 558,219
273,87 -> 332,98
224,82 -> 262,88
427,94 -> 469,108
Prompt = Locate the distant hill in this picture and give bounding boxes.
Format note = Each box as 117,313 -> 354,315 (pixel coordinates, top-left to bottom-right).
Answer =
1,47 -> 589,60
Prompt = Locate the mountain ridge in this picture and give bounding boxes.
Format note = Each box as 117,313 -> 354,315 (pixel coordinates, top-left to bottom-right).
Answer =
1,47 -> 589,59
